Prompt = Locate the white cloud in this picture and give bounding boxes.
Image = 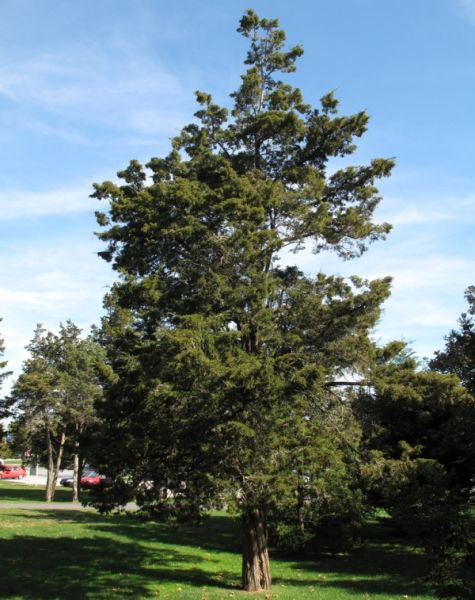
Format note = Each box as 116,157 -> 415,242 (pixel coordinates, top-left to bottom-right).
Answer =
365,256 -> 473,292
278,234 -> 474,361
129,109 -> 190,135
23,120 -> 97,145
0,185 -> 95,220
380,194 -> 475,226
0,287 -> 90,309
455,0 -> 475,25
0,48 -> 190,138
387,207 -> 451,226
0,52 -> 179,109
0,237 -> 114,393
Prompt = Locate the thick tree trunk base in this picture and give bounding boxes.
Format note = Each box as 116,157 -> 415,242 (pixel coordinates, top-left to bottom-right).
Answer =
242,507 -> 271,592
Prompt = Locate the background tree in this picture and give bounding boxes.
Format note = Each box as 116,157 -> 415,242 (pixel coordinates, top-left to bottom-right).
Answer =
6,322 -> 105,501
429,285 -> 475,396
356,341 -> 475,598
358,342 -> 475,496
0,321 -> 12,398
92,10 -> 394,592
0,323 -> 14,459
8,324 -> 64,500
55,322 -> 107,501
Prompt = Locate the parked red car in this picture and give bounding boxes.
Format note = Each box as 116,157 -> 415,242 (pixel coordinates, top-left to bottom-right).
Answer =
80,470 -> 105,488
60,469 -> 107,488
0,464 -> 27,480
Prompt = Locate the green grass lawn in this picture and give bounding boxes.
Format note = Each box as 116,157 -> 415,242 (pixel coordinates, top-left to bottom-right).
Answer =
0,482 -> 437,600
0,480 -> 77,503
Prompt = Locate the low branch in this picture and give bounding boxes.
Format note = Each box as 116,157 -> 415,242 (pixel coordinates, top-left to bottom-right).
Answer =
325,380 -> 370,388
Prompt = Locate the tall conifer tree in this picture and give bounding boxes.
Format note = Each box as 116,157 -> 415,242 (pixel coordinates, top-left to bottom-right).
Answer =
93,11 -> 394,591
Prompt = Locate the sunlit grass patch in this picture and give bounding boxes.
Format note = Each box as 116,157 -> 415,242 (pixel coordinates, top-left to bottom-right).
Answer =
0,507 -> 438,599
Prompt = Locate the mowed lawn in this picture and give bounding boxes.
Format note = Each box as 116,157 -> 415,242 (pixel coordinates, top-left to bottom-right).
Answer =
0,482 -> 436,599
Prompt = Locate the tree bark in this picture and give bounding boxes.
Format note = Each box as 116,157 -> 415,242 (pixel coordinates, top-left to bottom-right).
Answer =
45,429 -> 55,502
242,507 -> 271,592
297,476 -> 306,536
46,431 -> 66,502
72,446 -> 80,502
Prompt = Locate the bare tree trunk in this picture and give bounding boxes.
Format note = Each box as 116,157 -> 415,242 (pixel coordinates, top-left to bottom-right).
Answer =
46,430 -> 66,502
45,429 -> 55,502
72,443 -> 80,502
242,506 -> 271,592
297,479 -> 305,536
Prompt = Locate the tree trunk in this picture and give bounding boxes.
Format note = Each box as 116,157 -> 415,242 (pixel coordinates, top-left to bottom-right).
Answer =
297,479 -> 305,535
72,446 -> 80,502
50,430 -> 66,501
45,430 -> 66,502
45,430 -> 55,502
242,507 -> 271,592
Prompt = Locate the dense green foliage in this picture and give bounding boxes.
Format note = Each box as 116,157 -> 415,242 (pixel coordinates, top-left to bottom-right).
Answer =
359,343 -> 475,495
4,321 -> 106,499
426,289 -> 475,598
91,10 -> 394,591
430,286 -> 475,396
355,341 -> 475,598
0,321 -> 11,397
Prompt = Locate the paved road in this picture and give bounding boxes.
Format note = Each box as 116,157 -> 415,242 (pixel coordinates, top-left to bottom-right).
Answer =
0,502 -> 93,510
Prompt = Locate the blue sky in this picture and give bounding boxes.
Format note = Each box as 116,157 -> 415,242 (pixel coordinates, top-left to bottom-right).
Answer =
1,0 -> 474,390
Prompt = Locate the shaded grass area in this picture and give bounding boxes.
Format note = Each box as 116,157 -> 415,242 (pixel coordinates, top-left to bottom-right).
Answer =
0,507 -> 436,599
0,481 -> 75,503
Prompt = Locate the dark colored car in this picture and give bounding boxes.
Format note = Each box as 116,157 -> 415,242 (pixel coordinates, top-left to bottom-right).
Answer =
0,464 -> 27,480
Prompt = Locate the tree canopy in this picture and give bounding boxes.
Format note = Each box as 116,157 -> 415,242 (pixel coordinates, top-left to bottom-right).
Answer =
92,10 -> 394,592
0,322 -> 11,398
6,321 -> 106,501
430,285 -> 475,397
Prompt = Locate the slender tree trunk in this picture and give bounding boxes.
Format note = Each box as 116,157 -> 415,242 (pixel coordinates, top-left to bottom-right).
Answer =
72,442 -> 80,502
242,506 -> 271,592
297,479 -> 305,536
47,430 -> 66,502
45,429 -> 55,502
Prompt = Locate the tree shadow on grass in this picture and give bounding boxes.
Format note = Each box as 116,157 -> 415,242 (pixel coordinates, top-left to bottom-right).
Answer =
1,510 -> 434,598
271,519 -> 433,597
0,511 -> 239,598
0,483 -> 72,503
92,513 -> 243,553
84,511 -> 433,597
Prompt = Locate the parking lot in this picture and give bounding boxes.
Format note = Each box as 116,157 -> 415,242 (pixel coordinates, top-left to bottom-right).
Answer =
1,464 -> 73,486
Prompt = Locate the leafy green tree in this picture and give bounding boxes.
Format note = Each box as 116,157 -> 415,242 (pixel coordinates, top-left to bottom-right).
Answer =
7,324 -> 63,499
92,10 -> 393,591
356,342 -> 475,598
358,342 -> 475,497
55,322 -> 108,501
6,322 -> 105,501
0,321 -> 11,398
430,285 -> 475,396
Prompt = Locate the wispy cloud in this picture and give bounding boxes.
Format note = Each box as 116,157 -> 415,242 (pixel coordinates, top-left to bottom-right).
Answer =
380,194 -> 475,226
364,256 -> 474,292
455,0 -> 475,25
0,185 -> 95,220
1,237 -> 114,391
278,225 -> 474,361
387,207 -> 452,226
0,47 -> 191,140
